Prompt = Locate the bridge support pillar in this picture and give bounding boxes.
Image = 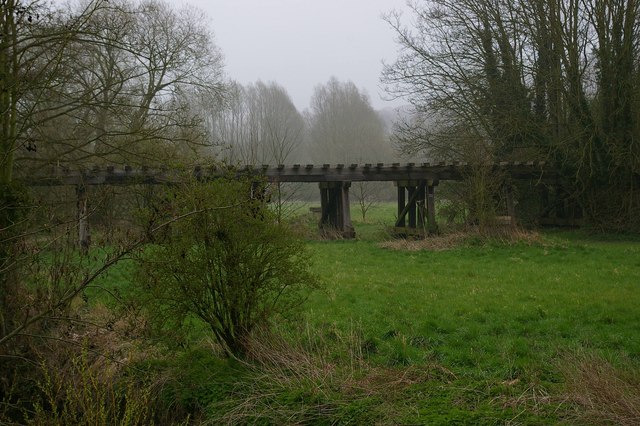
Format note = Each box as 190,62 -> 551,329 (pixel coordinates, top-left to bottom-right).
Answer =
394,180 -> 438,236
426,182 -> 437,234
319,181 -> 355,239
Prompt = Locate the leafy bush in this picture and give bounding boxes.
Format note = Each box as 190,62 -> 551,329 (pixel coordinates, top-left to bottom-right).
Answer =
137,178 -> 319,356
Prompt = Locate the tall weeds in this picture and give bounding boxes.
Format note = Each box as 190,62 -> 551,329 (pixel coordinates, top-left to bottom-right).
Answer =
208,324 -> 447,425
24,351 -> 155,426
560,352 -> 640,425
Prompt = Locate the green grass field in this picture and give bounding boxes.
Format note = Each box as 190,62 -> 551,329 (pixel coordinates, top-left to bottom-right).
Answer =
90,202 -> 640,424
300,230 -> 640,423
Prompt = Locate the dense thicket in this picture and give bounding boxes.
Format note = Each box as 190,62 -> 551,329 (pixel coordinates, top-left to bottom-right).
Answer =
384,0 -> 640,230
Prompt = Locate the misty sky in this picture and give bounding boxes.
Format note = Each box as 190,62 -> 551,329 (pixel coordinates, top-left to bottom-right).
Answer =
181,0 -> 410,111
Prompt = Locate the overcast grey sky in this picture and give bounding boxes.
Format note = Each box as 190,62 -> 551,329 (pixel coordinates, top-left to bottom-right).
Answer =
180,0 -> 409,111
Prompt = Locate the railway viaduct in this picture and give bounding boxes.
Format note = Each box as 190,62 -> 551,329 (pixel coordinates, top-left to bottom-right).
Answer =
26,161 -> 568,241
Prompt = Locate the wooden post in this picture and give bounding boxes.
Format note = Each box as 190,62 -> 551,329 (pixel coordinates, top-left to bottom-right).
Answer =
318,182 -> 355,239
338,182 -> 355,238
555,186 -> 567,220
76,184 -> 90,254
539,185 -> 549,218
416,181 -> 426,229
397,183 -> 406,227
319,183 -> 331,226
426,180 -> 438,234
395,180 -> 427,235
407,185 -> 416,228
332,185 -> 342,229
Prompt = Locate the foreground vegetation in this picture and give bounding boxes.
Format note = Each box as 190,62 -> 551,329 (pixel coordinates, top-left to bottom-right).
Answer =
5,203 -> 638,425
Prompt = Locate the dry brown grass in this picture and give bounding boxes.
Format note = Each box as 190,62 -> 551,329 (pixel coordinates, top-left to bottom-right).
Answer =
32,299 -> 155,377
8,308 -> 158,426
489,381 -> 560,423
209,326 -> 445,425
379,231 -> 469,251
559,352 -> 640,425
24,352 -> 156,426
0,294 -> 164,425
379,227 -> 544,252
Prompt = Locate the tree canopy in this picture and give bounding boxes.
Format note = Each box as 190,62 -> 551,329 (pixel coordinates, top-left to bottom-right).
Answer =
1,0 -> 225,184
383,0 -> 640,230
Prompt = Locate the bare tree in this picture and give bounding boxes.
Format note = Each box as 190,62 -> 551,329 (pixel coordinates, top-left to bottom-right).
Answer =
254,82 -> 305,165
208,80 -> 304,166
1,0 -> 106,348
353,182 -> 378,222
305,78 -> 392,223
251,82 -> 306,220
205,81 -> 306,221
307,77 -> 391,164
205,81 -> 249,164
0,0 -> 226,361
15,0 -> 225,170
383,0 -> 640,230
382,0 -> 542,163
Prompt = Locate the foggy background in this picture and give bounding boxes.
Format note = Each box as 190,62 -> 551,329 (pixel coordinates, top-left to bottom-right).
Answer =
179,0 -> 410,111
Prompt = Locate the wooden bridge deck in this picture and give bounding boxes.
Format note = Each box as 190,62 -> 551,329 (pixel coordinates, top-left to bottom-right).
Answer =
24,161 -> 554,185
23,161 -> 570,242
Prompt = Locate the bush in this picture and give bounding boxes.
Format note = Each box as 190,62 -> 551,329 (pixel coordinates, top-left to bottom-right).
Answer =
137,178 -> 319,356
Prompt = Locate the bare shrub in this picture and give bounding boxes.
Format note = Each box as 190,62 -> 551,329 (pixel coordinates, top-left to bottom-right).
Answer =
137,178 -> 319,357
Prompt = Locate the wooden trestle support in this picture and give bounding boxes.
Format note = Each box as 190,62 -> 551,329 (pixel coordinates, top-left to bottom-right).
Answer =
318,182 -> 355,238
394,180 -> 439,236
